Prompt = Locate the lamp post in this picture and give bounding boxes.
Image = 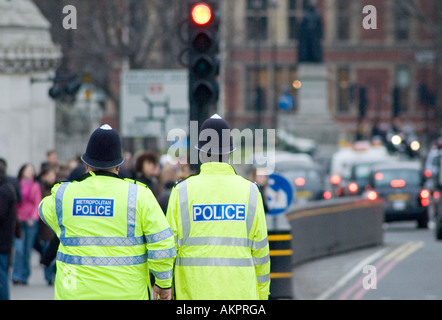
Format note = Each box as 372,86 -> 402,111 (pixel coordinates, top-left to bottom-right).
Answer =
251,0 -> 263,128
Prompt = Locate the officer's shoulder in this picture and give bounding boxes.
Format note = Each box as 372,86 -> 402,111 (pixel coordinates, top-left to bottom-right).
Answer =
172,173 -> 198,188
50,180 -> 71,193
123,178 -> 148,188
242,177 -> 261,189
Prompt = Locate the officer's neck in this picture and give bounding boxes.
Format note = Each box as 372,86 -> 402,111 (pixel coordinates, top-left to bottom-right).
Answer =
86,166 -> 120,175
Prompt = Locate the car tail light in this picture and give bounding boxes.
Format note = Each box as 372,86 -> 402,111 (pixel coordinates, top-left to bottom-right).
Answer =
420,189 -> 430,199
434,191 -> 441,199
295,177 -> 305,186
323,191 -> 332,200
424,169 -> 432,178
348,182 -> 358,193
390,179 -> 406,188
367,190 -> 378,201
420,189 -> 430,207
330,174 -> 341,185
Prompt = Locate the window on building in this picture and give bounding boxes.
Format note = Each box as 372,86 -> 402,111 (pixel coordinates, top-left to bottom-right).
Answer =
288,0 -> 310,40
246,0 -> 269,41
336,0 -> 351,40
246,67 -> 268,112
393,3 -> 411,41
395,66 -> 410,113
337,67 -> 350,113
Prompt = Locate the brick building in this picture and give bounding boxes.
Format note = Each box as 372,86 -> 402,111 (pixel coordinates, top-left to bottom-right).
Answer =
222,0 -> 439,143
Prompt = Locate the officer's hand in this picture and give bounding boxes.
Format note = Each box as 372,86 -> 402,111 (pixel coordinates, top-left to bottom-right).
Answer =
153,284 -> 172,300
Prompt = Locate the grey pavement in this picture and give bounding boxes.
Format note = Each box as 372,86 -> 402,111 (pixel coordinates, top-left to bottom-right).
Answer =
8,244 -> 389,300
9,251 -> 54,300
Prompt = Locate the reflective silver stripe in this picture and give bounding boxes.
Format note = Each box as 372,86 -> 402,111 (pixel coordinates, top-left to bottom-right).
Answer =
148,247 -> 177,260
178,236 -> 250,248
176,257 -> 254,267
246,182 -> 258,236
60,236 -> 145,247
56,251 -> 147,266
253,255 -> 270,266
178,181 -> 190,246
151,269 -> 173,280
257,273 -> 271,283
126,183 -> 138,237
55,182 -> 70,238
145,228 -> 174,244
38,202 -> 48,226
253,238 -> 269,250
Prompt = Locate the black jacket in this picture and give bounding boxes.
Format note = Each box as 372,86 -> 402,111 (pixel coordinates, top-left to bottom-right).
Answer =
0,181 -> 18,254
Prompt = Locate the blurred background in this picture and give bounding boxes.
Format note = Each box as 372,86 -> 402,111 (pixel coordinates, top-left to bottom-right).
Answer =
0,0 -> 440,174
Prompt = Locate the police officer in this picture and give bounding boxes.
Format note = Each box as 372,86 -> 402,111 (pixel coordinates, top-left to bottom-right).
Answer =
39,124 -> 176,300
166,115 -> 270,300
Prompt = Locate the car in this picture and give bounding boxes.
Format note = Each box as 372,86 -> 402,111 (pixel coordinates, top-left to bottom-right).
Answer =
423,147 -> 442,190
364,161 -> 430,229
329,141 -> 399,197
274,160 -> 331,204
340,159 -> 398,197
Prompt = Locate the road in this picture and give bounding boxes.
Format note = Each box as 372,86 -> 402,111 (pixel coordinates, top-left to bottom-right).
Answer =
292,220 -> 442,300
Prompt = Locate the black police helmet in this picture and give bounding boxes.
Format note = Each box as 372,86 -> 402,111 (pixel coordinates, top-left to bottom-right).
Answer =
81,124 -> 124,169
196,114 -> 236,155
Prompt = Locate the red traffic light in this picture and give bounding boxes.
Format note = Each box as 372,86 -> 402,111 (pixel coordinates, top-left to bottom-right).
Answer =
191,3 -> 212,25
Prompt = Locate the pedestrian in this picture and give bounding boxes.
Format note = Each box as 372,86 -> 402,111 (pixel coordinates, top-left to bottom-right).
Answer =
157,161 -> 179,214
38,124 -> 176,300
37,167 -> 58,285
134,150 -> 160,197
165,114 -> 271,300
0,158 -> 22,202
248,167 -> 270,214
12,163 -> 42,285
0,164 -> 19,300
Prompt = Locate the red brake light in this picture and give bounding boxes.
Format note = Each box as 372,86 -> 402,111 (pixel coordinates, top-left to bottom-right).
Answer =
420,189 -> 430,199
367,190 -> 378,201
424,170 -> 432,178
330,174 -> 341,185
348,182 -> 358,193
323,191 -> 332,200
434,191 -> 441,199
295,177 -> 306,186
390,179 -> 406,188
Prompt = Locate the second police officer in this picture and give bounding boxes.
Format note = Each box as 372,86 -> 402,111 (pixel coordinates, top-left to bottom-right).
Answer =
166,114 -> 271,300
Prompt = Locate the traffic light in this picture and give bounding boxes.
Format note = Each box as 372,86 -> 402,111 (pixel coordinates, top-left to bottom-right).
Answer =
188,1 -> 220,122
48,73 -> 82,101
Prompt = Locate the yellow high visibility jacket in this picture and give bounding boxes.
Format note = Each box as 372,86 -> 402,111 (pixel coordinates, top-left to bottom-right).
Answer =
166,162 -> 270,300
38,171 -> 176,300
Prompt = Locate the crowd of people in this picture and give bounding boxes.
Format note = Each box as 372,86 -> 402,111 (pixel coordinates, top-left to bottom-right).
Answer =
0,148 -> 195,300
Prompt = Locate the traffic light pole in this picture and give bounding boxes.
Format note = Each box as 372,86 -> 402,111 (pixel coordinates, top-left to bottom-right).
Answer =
187,1 -> 220,173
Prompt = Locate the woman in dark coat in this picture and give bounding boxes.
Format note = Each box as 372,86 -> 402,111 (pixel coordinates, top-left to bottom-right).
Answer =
0,165 -> 19,300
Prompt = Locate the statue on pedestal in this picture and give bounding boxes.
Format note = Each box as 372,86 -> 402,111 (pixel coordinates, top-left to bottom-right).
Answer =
298,2 -> 323,63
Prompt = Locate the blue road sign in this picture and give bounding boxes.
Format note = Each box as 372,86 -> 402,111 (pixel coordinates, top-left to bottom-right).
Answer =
278,93 -> 295,110
266,173 -> 294,216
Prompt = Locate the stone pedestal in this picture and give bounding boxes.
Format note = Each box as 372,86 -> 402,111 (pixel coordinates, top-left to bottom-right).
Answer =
0,0 -> 61,174
278,63 -> 341,158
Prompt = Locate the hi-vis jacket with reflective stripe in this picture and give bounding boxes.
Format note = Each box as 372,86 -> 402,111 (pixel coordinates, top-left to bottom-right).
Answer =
38,171 -> 176,300
166,162 -> 270,300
